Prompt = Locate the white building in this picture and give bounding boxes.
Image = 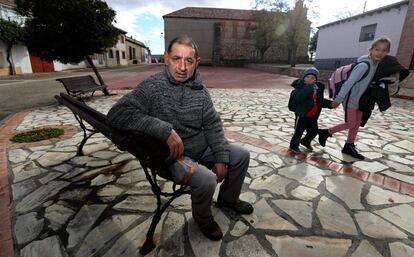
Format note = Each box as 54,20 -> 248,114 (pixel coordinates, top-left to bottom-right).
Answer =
315,0 -> 414,70
125,36 -> 151,64
54,28 -> 129,71
0,0 -> 32,75
105,29 -> 128,67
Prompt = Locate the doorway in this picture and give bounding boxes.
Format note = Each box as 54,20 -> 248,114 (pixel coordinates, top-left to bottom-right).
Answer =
116,50 -> 120,65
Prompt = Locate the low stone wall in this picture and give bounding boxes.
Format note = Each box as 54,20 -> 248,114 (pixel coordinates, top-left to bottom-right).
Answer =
246,63 -> 332,83
246,64 -> 414,88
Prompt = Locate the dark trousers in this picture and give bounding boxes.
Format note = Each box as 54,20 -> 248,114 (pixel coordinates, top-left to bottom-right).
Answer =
169,144 -> 249,223
290,114 -> 318,148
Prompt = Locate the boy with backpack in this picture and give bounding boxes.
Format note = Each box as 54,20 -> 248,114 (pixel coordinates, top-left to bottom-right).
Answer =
288,67 -> 334,152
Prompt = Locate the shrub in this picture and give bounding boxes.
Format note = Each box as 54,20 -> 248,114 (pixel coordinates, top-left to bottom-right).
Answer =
10,128 -> 64,143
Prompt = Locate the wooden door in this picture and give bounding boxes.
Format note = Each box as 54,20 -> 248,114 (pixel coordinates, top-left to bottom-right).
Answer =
29,53 -> 55,73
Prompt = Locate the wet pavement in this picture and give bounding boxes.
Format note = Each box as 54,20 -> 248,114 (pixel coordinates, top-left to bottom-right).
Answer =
1,74 -> 414,257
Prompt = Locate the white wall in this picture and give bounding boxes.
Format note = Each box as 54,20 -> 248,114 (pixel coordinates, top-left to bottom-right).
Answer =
12,45 -> 32,73
114,35 -> 128,66
53,56 -> 108,71
0,42 -> 32,74
53,61 -> 87,71
316,4 -> 408,59
0,5 -> 31,74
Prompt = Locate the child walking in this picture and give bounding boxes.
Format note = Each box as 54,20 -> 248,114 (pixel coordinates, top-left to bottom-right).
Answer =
318,37 -> 391,160
289,67 -> 333,152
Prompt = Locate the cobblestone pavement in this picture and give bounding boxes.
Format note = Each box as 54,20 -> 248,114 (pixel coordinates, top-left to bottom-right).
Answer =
2,88 -> 414,257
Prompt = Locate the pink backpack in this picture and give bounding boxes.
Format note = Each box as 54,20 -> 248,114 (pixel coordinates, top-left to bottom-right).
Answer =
328,61 -> 370,98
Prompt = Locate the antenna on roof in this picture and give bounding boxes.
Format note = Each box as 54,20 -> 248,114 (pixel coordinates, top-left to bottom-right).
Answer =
363,0 -> 367,13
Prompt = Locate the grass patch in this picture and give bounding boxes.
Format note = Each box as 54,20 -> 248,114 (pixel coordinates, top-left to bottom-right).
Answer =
10,128 -> 64,143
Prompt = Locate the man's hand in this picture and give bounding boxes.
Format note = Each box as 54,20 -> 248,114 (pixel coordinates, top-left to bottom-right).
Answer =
331,101 -> 340,109
166,129 -> 184,161
213,163 -> 228,183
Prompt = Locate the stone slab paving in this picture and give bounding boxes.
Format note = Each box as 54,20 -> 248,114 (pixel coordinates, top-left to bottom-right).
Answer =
1,89 -> 414,257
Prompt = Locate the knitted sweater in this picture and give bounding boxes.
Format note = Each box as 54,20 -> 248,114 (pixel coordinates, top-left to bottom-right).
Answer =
106,68 -> 230,163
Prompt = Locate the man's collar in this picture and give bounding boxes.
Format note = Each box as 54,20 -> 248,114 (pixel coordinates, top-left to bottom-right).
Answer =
164,66 -> 203,89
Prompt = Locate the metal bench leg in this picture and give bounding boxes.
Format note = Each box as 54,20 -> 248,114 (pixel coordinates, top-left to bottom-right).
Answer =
77,130 -> 96,156
139,165 -> 188,255
140,193 -> 180,255
73,114 -> 97,156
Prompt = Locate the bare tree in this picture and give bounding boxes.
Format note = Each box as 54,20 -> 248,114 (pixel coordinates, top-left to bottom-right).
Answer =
285,0 -> 311,67
252,0 -> 287,62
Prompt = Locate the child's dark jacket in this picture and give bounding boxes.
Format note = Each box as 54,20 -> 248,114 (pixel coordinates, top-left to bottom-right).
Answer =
290,79 -> 332,117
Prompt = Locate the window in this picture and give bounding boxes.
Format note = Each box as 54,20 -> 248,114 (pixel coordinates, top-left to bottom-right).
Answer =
122,51 -> 126,59
359,24 -> 377,42
120,35 -> 125,44
245,22 -> 251,39
132,48 -> 136,59
108,49 -> 114,58
129,47 -> 132,60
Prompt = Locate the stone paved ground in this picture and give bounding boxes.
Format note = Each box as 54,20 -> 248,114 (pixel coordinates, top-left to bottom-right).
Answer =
1,88 -> 414,257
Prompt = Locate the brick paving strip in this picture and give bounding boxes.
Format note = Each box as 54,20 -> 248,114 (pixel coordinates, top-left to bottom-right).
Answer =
225,131 -> 414,197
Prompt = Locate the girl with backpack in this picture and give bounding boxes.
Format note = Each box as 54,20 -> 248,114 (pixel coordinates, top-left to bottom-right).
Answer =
318,37 -> 391,160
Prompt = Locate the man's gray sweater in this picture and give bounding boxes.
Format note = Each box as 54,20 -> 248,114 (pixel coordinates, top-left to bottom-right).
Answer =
107,68 -> 230,164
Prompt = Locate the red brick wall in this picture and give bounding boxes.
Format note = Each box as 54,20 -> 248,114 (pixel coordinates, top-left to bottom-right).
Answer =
396,0 -> 414,69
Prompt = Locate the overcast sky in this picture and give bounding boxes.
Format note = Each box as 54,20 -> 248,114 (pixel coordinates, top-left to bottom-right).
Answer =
104,0 -> 402,54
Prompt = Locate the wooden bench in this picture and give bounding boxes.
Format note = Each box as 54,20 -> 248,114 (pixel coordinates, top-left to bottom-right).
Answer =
54,93 -> 189,255
56,75 -> 108,98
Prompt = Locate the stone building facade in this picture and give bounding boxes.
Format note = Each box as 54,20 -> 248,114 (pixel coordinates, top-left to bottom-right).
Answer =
163,7 -> 310,65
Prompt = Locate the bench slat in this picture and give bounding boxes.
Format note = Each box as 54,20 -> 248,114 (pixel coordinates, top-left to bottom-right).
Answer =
56,75 -> 107,97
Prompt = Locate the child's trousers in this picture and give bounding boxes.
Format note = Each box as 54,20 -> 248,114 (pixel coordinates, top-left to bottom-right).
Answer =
290,115 -> 318,148
328,108 -> 362,143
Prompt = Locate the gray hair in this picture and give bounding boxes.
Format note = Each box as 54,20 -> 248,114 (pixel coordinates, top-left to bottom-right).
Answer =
167,35 -> 199,58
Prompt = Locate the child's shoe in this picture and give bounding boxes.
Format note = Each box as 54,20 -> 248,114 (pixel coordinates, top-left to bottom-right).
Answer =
300,139 -> 313,151
342,143 -> 365,160
318,129 -> 331,147
289,145 -> 301,153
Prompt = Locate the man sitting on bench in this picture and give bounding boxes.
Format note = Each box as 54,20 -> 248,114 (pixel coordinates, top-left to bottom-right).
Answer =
107,35 -> 253,241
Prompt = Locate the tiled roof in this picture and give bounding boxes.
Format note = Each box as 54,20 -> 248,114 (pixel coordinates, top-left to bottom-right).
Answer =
163,7 -> 255,20
125,36 -> 148,48
115,27 -> 127,34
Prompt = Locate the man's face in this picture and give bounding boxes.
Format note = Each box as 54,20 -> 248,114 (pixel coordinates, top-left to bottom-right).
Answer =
164,43 -> 200,82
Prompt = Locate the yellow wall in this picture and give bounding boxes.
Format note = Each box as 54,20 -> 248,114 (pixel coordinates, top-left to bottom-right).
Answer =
0,66 -> 23,76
